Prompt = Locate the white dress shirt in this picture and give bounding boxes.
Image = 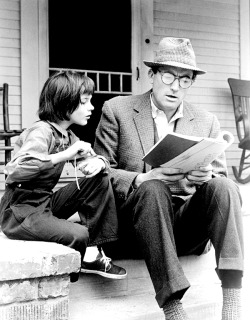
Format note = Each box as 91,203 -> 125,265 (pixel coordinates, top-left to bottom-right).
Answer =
150,94 -> 184,140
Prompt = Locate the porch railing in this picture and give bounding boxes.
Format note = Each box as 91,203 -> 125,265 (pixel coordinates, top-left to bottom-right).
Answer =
49,68 -> 132,95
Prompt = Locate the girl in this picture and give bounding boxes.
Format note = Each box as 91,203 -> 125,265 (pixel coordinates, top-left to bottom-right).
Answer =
0,70 -> 126,280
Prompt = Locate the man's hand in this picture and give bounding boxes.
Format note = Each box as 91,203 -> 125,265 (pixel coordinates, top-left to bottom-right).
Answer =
134,167 -> 185,188
185,164 -> 213,185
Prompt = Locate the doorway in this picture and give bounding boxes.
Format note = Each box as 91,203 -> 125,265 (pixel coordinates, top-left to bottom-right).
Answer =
48,0 -> 132,144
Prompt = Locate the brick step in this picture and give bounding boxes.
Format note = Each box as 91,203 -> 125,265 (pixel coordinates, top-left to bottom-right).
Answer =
0,231 -> 81,320
69,248 -> 222,320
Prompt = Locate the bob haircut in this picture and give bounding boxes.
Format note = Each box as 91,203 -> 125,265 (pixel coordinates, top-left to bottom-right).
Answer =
38,70 -> 95,122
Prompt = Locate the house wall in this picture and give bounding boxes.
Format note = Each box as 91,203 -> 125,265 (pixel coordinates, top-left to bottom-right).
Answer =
0,0 -> 21,189
152,0 -> 242,178
0,0 -> 249,188
0,0 -> 21,128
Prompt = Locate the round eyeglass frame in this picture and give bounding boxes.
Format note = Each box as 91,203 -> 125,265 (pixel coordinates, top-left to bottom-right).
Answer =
159,71 -> 194,89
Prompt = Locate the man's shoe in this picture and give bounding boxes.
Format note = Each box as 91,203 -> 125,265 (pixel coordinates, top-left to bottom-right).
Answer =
81,249 -> 127,280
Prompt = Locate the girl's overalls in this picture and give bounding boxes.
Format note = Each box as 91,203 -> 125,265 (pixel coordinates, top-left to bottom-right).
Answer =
0,123 -> 119,258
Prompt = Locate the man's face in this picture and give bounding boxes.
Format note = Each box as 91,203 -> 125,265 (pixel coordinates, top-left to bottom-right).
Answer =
150,66 -> 194,116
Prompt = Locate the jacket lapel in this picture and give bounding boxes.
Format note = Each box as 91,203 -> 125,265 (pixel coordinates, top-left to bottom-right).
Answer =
133,91 -> 155,155
175,101 -> 196,135
133,91 -> 154,172
133,97 -> 196,172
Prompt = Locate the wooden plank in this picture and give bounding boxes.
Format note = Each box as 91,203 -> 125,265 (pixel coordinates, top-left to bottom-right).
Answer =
0,28 -> 19,38
21,0 -> 41,128
8,95 -> 21,105
0,1 -> 19,11
0,66 -> 20,77
190,39 -> 240,51
155,27 -> 239,43
207,0 -> 238,4
0,47 -> 20,58
154,1 -> 238,20
194,47 -> 239,59
240,0 -> 250,79
155,20 -> 239,36
0,56 -> 20,67
0,18 -> 19,29
198,56 -> 238,66
192,80 -> 235,89
189,87 -> 233,97
0,104 -> 20,115
7,114 -> 21,125
0,37 -> 20,48
152,36 -> 240,51
198,73 -> 239,81
154,10 -> 239,28
0,75 -> 20,86
155,0 -> 238,10
6,84 -> 21,95
187,94 -> 234,105
0,9 -> 19,20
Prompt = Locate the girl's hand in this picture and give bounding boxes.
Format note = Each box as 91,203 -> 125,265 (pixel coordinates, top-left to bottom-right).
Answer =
77,156 -> 105,178
49,141 -> 96,165
64,141 -> 96,161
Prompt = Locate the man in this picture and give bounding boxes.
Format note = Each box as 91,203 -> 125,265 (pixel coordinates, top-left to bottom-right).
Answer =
94,37 -> 244,320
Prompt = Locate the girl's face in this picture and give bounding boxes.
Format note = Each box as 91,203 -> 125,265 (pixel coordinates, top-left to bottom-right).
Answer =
69,94 -> 94,126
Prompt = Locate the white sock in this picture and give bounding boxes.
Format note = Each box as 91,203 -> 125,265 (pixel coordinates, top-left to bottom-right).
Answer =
83,246 -> 99,262
222,288 -> 242,320
163,299 -> 189,320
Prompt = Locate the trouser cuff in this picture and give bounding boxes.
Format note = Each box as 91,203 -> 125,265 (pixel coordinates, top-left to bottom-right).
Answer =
155,275 -> 190,308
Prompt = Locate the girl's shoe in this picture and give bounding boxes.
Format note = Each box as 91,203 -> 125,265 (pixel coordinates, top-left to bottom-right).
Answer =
81,248 -> 127,280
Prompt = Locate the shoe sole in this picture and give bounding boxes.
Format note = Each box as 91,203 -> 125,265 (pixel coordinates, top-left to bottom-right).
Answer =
80,268 -> 127,280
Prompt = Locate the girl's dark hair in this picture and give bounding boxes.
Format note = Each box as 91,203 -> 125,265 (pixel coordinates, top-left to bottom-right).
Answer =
38,70 -> 95,122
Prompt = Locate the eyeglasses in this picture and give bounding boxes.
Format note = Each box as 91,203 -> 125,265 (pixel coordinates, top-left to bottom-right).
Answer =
159,72 -> 193,89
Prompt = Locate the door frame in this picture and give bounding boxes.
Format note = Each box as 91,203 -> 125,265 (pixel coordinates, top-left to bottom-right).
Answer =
21,0 -> 49,128
20,0 -> 250,128
20,0 -> 154,128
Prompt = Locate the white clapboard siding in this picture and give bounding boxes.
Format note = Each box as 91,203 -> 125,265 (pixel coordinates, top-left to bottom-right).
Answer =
153,0 -> 241,179
0,0 -> 21,189
0,0 -> 245,189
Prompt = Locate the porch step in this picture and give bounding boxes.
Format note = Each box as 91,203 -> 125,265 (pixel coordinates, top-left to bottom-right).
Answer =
69,247 -> 222,320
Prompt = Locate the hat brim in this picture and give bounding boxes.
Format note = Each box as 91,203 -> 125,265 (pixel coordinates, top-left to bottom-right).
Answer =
143,60 -> 206,75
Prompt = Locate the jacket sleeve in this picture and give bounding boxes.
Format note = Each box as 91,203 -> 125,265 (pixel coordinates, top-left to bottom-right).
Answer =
94,101 -> 138,199
4,126 -> 55,183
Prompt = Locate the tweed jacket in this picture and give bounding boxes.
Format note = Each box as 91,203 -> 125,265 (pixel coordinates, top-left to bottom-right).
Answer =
94,90 -> 228,203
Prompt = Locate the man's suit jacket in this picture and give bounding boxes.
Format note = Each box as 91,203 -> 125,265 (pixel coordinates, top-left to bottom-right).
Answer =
94,90 -> 228,203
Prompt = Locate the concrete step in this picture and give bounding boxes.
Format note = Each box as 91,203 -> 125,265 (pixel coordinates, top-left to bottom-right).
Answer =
69,247 -> 222,320
69,292 -> 221,320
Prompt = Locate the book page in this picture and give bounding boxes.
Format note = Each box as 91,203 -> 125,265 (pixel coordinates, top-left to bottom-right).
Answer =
143,132 -> 204,167
143,130 -> 234,172
160,131 -> 234,172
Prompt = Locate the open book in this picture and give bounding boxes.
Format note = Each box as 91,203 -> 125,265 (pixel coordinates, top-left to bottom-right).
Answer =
142,131 -> 234,172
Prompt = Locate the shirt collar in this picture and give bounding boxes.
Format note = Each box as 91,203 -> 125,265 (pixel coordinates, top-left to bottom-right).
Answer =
150,93 -> 184,123
47,121 -> 69,138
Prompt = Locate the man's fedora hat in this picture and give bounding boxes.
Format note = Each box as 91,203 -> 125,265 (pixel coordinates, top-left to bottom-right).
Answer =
143,37 -> 206,75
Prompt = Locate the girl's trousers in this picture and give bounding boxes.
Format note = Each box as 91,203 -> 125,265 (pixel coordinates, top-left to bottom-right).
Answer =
1,172 -> 119,258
